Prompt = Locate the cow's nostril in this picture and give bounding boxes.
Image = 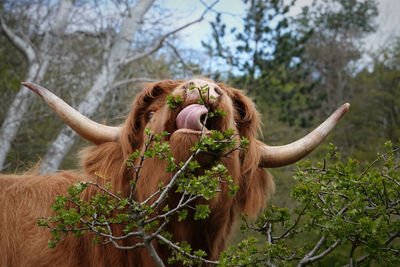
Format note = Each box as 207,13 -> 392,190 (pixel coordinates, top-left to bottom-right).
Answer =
183,81 -> 195,90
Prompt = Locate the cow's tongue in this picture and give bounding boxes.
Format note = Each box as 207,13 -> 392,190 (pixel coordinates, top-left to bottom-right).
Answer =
176,104 -> 208,131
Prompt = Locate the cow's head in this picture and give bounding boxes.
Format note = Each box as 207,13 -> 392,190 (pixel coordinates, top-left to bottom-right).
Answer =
22,80 -> 349,217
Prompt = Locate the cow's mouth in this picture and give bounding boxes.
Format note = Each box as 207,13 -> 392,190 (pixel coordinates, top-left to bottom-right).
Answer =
170,103 -> 222,163
200,113 -> 217,130
175,104 -> 219,133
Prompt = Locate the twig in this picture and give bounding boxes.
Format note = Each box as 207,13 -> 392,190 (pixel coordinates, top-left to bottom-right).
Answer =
297,237 -> 341,266
112,77 -> 158,88
165,41 -> 198,71
121,0 -> 219,66
359,147 -> 400,179
79,218 -> 141,240
275,202 -> 309,240
150,147 -> 202,210
341,254 -> 369,267
145,194 -> 201,224
156,234 -> 219,265
308,240 -> 341,263
348,241 -> 357,267
129,133 -> 155,200
383,174 -> 400,187
84,181 -> 128,205
384,230 -> 400,245
299,235 -> 326,262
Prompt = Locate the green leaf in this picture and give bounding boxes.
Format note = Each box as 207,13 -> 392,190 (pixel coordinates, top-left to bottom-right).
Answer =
194,204 -> 211,220
178,209 -> 188,222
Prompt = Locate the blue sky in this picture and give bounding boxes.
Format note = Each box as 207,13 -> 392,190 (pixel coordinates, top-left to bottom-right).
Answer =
159,0 -> 247,50
160,0 -> 400,55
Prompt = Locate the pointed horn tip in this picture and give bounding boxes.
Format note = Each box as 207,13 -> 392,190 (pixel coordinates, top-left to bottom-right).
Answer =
335,103 -> 350,121
21,82 -> 44,97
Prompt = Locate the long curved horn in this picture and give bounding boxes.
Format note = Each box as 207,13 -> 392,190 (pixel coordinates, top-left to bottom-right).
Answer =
22,82 -> 121,145
259,103 -> 350,168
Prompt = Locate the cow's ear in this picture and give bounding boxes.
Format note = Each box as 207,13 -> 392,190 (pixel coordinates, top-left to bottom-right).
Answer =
120,80 -> 182,157
222,86 -> 261,139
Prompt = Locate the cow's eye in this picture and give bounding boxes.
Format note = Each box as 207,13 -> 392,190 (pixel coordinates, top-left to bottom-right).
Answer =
147,111 -> 155,121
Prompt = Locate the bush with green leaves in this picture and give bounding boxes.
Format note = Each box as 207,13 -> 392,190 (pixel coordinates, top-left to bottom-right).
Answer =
38,130 -> 399,266
220,142 -> 399,266
38,124 -> 399,267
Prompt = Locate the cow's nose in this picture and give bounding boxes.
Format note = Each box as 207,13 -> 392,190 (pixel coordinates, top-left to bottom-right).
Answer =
184,79 -> 222,102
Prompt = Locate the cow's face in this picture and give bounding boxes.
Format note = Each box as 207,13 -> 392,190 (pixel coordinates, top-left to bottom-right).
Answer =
147,80 -> 242,135
118,79 -> 264,205
131,79 -> 260,164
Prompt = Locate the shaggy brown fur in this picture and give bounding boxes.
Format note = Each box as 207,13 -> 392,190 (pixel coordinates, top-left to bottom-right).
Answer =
0,79 -> 274,266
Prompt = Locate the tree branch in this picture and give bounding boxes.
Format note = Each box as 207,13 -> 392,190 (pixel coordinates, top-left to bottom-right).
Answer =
300,235 -> 326,262
297,238 -> 341,266
275,202 -> 309,240
384,230 -> 400,246
307,240 -> 341,263
156,234 -> 219,265
341,231 -> 400,267
112,77 -> 158,88
266,223 -> 277,267
144,233 -> 166,267
359,147 -> 400,179
341,254 -> 369,267
165,41 -> 199,72
150,147 -> 202,211
0,15 -> 36,62
121,0 -> 219,66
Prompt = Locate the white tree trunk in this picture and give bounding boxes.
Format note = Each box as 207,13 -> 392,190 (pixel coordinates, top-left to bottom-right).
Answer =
0,0 -> 74,170
39,0 -> 155,174
0,66 -> 38,169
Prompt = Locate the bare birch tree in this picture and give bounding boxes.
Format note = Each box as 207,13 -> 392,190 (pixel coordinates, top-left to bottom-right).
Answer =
0,0 -> 75,170
39,0 -> 216,174
37,0 -> 154,174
